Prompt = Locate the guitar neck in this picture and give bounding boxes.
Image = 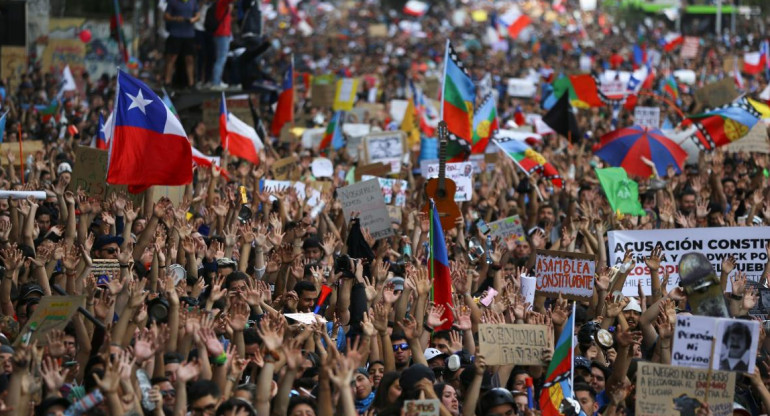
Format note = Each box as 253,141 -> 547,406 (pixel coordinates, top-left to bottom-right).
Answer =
438,121 -> 448,190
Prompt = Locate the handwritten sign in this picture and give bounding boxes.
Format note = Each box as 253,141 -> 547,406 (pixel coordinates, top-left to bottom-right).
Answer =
535,250 -> 596,301
337,179 -> 393,240
364,131 -> 404,174
672,315 -> 716,370
361,176 -> 407,207
271,156 -> 298,180
0,46 -> 27,80
423,162 -> 473,201
403,399 -> 440,416
479,323 -> 549,366
488,215 -> 525,242
16,296 -> 85,346
41,39 -> 86,80
0,141 -> 44,166
636,362 -> 735,416
70,146 -> 135,204
634,107 -> 660,129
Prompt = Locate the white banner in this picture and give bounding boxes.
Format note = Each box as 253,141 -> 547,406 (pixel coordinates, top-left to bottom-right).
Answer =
608,227 -> 770,296
422,162 -> 473,201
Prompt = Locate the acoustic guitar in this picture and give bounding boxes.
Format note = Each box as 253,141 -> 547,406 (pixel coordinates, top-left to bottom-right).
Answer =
423,121 -> 461,231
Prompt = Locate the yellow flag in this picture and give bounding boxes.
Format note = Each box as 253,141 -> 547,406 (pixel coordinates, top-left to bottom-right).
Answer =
401,99 -> 420,147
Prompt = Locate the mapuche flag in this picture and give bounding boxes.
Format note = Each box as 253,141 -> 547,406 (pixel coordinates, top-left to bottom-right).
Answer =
441,40 -> 475,160
539,304 -> 576,416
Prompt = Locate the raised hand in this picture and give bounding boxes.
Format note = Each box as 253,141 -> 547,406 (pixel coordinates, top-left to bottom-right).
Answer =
133,328 -> 157,363
45,329 -> 67,358
198,328 -> 224,356
452,304 -> 472,330
426,304 -> 448,329
255,314 -> 284,352
175,359 -> 201,384
645,245 -> 663,273
40,356 -> 70,393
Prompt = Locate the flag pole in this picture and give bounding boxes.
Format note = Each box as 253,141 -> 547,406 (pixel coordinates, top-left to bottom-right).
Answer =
429,199 -> 435,303
570,302 -> 576,392
17,123 -> 24,185
440,39 -> 449,119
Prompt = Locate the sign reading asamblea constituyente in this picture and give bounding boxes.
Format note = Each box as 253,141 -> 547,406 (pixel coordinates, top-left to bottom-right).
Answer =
535,249 -> 596,302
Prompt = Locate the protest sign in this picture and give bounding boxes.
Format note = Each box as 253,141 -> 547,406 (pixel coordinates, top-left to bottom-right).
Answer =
634,106 -> 660,129
311,158 -> 334,178
386,206 -> 403,225
506,78 -> 537,98
355,163 -> 391,181
311,83 -> 335,108
403,399 -> 440,416
752,287 -> 770,319
521,275 -> 536,306
607,227 -> 770,296
271,156 -> 298,180
422,161 -> 473,201
368,23 -> 388,37
0,46 -> 27,80
361,176 -> 407,207
202,97 -> 252,139
285,313 -> 326,325
337,179 -> 393,240
712,318 -> 759,373
478,323 -> 549,366
0,141 -> 44,166
41,39 -> 86,79
535,250 -> 596,301
671,315 -> 716,370
364,131 -> 405,173
488,215 -> 526,242
636,362 -> 735,416
16,296 -> 85,346
693,79 -> 739,112
334,78 -> 359,111
300,127 -> 326,149
70,146 -> 137,204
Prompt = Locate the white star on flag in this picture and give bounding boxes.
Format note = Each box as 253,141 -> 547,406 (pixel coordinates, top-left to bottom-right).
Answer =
126,90 -> 153,114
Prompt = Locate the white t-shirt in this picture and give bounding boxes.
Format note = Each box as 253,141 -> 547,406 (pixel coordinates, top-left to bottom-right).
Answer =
193,3 -> 211,32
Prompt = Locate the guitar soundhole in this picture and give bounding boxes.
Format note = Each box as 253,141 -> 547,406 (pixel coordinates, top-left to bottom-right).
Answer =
437,189 -> 446,198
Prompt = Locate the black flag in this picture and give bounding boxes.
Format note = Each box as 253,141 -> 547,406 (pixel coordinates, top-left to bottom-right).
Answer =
543,93 -> 582,141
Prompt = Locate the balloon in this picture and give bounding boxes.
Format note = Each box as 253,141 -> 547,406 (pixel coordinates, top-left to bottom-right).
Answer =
79,29 -> 92,43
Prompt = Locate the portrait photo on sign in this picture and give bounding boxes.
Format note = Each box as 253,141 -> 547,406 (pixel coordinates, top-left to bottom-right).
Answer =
712,319 -> 759,373
365,133 -> 404,161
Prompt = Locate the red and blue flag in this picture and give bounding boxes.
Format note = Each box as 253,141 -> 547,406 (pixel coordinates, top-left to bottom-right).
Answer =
92,112 -> 109,150
106,70 -> 192,193
271,57 -> 294,136
430,201 -> 453,331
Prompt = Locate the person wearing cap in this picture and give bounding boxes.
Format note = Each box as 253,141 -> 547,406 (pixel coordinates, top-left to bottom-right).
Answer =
574,356 -> 593,384
623,297 -> 642,331
217,257 -> 238,277
424,347 -> 448,369
92,235 -> 124,260
478,387 -> 516,416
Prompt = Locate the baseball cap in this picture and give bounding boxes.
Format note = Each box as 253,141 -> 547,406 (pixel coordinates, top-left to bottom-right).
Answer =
20,283 -> 44,300
623,297 -> 642,313
216,258 -> 237,268
424,348 -> 447,362
574,356 -> 591,372
387,276 -> 405,291
57,162 -> 72,175
93,235 -> 123,251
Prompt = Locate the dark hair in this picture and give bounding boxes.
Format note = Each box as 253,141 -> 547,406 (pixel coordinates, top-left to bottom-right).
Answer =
150,377 -> 170,385
243,328 -> 260,346
293,280 -> 317,296
372,371 -> 401,411
225,271 -> 249,290
722,322 -> 752,350
287,396 -> 316,415
390,331 -> 407,343
432,331 -> 451,342
433,382 -> 449,398
573,382 -> 596,401
188,380 -> 221,402
215,398 -> 256,416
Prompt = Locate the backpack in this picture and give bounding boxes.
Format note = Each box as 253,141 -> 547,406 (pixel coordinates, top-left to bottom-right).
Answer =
204,1 -> 221,33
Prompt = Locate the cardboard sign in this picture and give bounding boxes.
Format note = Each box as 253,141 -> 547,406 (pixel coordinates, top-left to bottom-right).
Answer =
202,97 -> 253,140
607,227 -> 770,296
368,23 -> 388,37
672,315 -> 717,370
478,323 -> 549,366
423,162 -> 473,201
712,318 -> 759,373
634,106 -> 660,129
364,131 -> 405,173
636,362 -> 735,416
355,163 -> 390,181
70,146 -> 134,203
535,250 -> 596,301
694,79 -> 739,112
362,176 -> 407,207
403,399 -> 440,416
488,215 -> 526,243
16,296 -> 85,346
311,83 -> 335,108
337,179 -> 393,240
271,156 -> 298,180
0,141 -> 45,166
0,46 -> 27,80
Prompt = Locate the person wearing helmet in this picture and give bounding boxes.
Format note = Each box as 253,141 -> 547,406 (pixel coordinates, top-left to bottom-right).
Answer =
479,387 -> 516,416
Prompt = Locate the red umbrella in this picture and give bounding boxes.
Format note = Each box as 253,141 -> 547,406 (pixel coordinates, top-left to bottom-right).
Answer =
593,125 -> 688,178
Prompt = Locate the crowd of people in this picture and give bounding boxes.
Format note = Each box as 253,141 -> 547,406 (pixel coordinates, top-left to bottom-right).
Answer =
0,0 -> 769,415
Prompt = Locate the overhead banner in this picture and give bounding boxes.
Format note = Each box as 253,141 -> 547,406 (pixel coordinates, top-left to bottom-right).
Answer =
608,227 -> 770,296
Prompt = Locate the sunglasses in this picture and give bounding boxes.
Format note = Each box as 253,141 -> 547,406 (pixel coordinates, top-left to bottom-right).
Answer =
161,390 -> 176,397
101,248 -> 117,254
392,343 -> 409,352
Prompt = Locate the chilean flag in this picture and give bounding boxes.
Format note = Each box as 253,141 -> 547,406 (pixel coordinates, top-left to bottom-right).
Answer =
498,6 -> 531,39
92,113 -> 109,150
192,147 -> 230,180
743,51 -> 765,75
430,201 -> 453,331
270,58 -> 294,137
221,93 -> 263,165
403,0 -> 428,17
660,32 -> 683,52
107,70 -> 192,192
